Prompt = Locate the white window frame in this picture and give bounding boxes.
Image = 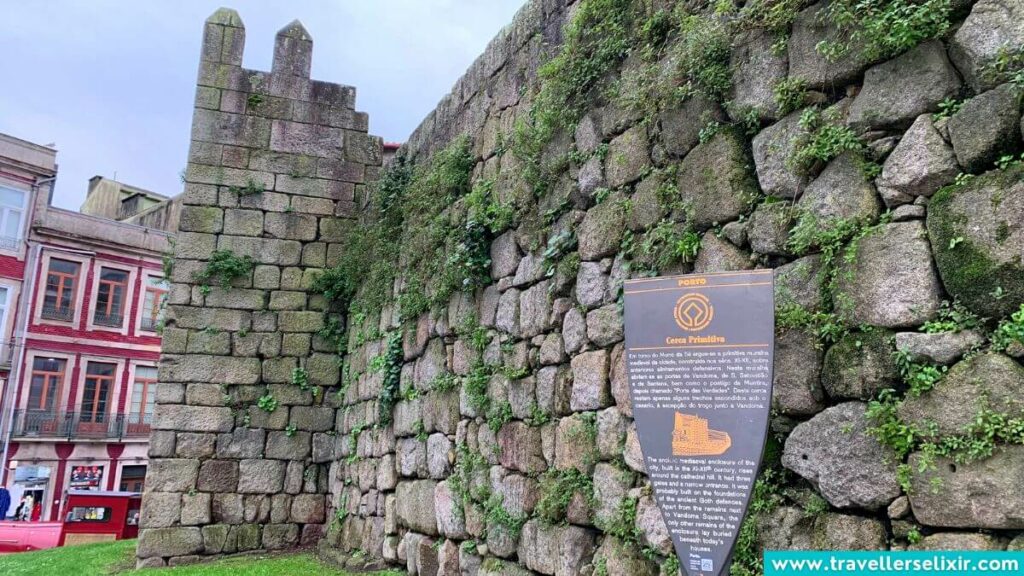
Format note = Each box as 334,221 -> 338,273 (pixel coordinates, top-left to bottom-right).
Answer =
71,355 -> 126,424
19,350 -> 75,414
0,280 -> 19,364
0,282 -> 15,359
34,251 -> 89,328
0,184 -> 28,253
85,261 -> 137,336
125,362 -> 158,422
136,271 -> 167,335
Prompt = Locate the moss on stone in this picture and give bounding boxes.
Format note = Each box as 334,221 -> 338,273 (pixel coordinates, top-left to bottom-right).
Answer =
677,127 -> 759,228
822,329 -> 898,399
927,167 -> 1024,319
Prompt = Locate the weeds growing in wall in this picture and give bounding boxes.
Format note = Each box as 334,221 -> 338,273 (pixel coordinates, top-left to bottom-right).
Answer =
313,137 -> 488,322
317,0 -> 964,327
307,0 -> 1024,572
194,249 -> 254,290
865,302 -> 1024,490
817,0 -> 953,61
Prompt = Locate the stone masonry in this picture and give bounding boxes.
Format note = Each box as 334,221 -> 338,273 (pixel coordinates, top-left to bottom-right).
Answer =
325,0 -> 1024,574
136,9 -> 381,568
143,0 -> 1024,573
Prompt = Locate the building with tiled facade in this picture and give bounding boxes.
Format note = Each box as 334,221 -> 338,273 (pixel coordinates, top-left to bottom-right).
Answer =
0,133 -> 175,521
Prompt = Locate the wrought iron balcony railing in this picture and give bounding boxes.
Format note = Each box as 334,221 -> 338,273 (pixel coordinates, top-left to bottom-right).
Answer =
0,339 -> 15,366
140,316 -> 161,332
93,312 -> 124,328
0,235 -> 21,251
123,412 -> 153,437
10,409 -> 153,440
40,304 -> 75,322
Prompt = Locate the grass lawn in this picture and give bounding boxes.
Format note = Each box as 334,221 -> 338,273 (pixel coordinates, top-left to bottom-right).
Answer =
0,540 -> 403,576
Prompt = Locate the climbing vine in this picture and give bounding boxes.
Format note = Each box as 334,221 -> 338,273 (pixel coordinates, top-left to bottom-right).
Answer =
374,332 -> 404,425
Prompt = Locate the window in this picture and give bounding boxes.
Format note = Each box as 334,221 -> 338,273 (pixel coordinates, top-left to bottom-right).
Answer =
0,286 -> 10,363
93,266 -> 129,325
119,465 -> 147,493
65,506 -> 111,522
81,362 -> 115,424
94,267 -> 129,327
129,366 -> 156,424
27,357 -> 66,413
141,276 -> 167,332
42,259 -> 80,322
0,186 -> 26,250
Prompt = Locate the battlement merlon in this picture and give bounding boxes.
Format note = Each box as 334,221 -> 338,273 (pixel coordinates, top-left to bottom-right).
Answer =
201,8 -> 244,66
273,20 -> 313,78
196,8 -> 363,115
185,8 -> 382,219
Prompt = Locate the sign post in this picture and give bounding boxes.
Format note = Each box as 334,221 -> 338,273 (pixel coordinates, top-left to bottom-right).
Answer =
623,270 -> 775,576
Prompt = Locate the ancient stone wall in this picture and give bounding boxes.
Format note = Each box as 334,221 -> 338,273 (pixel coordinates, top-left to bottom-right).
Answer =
324,0 -> 1024,574
136,9 -> 381,567
142,0 -> 1024,573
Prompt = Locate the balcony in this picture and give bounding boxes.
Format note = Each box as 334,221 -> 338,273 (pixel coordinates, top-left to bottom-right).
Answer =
123,412 -> 152,437
93,312 -> 124,328
41,304 -> 75,322
139,316 -> 161,332
10,410 -> 152,440
0,339 -> 16,367
0,235 -> 20,251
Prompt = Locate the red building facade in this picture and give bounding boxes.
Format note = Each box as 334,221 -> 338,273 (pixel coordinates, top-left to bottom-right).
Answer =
0,133 -> 173,521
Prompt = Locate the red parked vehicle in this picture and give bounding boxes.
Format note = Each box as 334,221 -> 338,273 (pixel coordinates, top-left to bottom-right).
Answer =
0,490 -> 140,553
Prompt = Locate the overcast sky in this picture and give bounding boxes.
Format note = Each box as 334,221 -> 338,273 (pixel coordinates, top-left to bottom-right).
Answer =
0,1 -> 524,210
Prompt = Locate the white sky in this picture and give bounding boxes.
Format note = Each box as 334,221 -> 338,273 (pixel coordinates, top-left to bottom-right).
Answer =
0,0 -> 525,209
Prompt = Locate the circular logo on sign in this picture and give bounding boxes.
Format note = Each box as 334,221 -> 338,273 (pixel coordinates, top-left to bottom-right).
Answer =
674,293 -> 713,332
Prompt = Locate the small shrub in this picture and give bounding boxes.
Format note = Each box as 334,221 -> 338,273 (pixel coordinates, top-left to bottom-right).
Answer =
431,372 -> 460,393
485,401 -> 513,433
773,77 -> 809,115
541,231 -> 578,277
671,11 -> 733,101
414,420 -> 428,442
802,493 -> 829,517
818,0 -> 953,62
230,178 -> 265,196
535,469 -> 594,525
631,219 -> 701,273
257,393 -> 278,413
790,107 -> 864,174
981,46 -> 1024,88
991,304 -> 1024,351
893,348 -> 947,397
698,120 -> 722,144
194,250 -> 255,289
931,97 -> 963,121
920,300 -> 983,334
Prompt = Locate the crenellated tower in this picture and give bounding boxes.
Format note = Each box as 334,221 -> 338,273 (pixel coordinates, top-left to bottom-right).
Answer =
136,8 -> 381,568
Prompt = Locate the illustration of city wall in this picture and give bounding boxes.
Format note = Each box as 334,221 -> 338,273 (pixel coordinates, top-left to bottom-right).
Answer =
142,0 -> 1024,572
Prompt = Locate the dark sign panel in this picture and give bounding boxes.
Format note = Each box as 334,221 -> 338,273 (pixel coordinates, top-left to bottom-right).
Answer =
623,270 -> 774,576
70,465 -> 104,490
